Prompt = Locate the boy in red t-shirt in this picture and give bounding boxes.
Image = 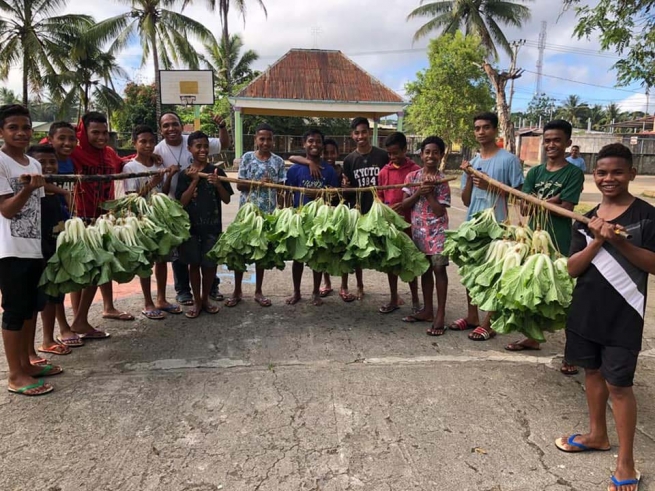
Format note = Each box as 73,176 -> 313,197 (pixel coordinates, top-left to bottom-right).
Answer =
69,112 -> 130,340
377,132 -> 421,314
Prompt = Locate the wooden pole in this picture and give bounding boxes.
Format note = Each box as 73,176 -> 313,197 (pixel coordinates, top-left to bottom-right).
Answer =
463,165 -> 631,238
201,173 -> 457,194
22,170 -> 163,184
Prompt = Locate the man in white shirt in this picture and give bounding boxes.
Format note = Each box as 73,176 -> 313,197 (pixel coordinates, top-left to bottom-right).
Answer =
154,112 -> 230,305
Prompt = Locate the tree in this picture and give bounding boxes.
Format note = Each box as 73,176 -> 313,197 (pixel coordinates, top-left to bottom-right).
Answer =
113,82 -> 158,134
563,0 -> 655,87
407,0 -> 533,60
525,93 -> 556,126
587,104 -> 604,130
185,0 -> 267,92
49,28 -> 127,119
405,33 -> 494,168
0,0 -> 93,106
556,94 -> 589,128
203,33 -> 258,96
0,87 -> 20,104
93,0 -> 215,126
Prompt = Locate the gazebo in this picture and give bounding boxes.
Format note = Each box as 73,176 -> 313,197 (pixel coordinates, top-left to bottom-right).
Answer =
229,49 -> 407,157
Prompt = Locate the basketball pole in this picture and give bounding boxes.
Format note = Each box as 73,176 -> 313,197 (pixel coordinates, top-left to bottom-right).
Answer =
194,105 -> 201,131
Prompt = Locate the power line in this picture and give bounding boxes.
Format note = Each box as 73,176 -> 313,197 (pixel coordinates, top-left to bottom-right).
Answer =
522,69 -> 643,94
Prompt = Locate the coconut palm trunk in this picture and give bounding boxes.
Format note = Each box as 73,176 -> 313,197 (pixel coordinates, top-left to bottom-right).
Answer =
151,29 -> 162,129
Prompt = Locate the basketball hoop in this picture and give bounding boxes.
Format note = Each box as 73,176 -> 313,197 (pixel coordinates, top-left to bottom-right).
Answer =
180,95 -> 197,107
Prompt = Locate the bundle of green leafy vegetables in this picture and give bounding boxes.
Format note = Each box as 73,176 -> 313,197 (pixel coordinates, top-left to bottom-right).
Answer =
445,207 -> 575,342
40,193 -> 191,294
343,199 -> 430,282
207,203 -> 272,272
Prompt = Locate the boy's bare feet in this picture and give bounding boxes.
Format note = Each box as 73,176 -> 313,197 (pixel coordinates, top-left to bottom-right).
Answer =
311,294 -> 324,306
356,286 -> 365,300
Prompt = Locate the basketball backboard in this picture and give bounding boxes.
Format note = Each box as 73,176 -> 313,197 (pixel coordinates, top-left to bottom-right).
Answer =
159,70 -> 215,106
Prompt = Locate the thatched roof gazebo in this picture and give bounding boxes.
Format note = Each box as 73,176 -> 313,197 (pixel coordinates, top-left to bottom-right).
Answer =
229,48 -> 407,157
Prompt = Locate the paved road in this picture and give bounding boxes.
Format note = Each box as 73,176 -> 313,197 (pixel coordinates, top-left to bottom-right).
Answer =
1,187 -> 654,491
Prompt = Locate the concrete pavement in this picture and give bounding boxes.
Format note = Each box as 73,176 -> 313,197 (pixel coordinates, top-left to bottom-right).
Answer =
1,187 -> 654,491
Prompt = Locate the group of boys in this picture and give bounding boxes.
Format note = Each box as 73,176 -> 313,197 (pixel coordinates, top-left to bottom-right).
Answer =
0,102 -> 653,491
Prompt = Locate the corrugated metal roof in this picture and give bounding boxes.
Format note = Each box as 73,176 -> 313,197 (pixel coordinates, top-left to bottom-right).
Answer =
237,49 -> 404,103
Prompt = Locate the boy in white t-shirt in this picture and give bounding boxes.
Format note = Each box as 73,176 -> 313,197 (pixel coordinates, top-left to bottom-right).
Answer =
0,104 -> 62,396
123,125 -> 180,319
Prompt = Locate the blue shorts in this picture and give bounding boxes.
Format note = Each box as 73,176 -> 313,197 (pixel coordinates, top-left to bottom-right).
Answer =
178,233 -> 218,268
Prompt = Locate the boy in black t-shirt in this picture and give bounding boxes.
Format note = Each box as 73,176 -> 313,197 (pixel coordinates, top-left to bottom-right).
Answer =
555,144 -> 655,491
176,131 -> 233,319
340,117 -> 388,302
29,145 -> 79,358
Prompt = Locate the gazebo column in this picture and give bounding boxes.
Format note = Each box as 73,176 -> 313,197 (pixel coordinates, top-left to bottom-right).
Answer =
396,111 -> 405,132
234,107 -> 243,161
372,118 -> 379,147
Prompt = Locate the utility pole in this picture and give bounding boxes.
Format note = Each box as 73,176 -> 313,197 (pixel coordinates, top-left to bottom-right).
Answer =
535,21 -> 547,95
508,39 -> 525,114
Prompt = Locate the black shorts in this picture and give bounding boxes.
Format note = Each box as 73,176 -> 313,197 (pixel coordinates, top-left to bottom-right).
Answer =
565,329 -> 639,387
178,233 -> 218,268
0,257 -> 46,331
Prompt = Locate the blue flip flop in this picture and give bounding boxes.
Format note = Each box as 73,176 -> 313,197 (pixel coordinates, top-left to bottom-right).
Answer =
608,471 -> 641,491
555,434 -> 611,453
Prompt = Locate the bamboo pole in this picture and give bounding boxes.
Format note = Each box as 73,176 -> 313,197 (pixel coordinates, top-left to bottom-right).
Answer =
201,173 -> 457,194
22,170 -> 163,184
463,165 -> 631,238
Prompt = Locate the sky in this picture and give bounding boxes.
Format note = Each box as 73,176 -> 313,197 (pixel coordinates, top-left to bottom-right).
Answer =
2,0 -> 651,116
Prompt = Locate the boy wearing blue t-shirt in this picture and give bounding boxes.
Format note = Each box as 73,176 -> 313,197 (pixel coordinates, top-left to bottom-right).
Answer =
454,112 -> 524,341
285,129 -> 339,306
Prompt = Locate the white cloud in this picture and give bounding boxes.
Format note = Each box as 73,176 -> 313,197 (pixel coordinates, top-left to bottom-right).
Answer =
2,0 -> 643,114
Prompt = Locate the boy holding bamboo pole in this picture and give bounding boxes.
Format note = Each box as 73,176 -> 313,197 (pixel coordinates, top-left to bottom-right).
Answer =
555,143 -> 655,491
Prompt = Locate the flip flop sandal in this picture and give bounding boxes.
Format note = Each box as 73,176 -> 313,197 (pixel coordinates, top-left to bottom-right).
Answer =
449,318 -> 477,331
505,340 -> 541,351
159,304 -> 182,315
402,315 -> 433,323
176,295 -> 194,306
209,292 -> 224,301
468,326 -> 496,341
560,363 -> 579,376
225,297 -> 242,308
142,309 -> 166,320
203,305 -> 220,315
56,336 -> 84,347
38,344 -> 72,356
254,296 -> 272,307
427,325 -> 446,336
379,304 -> 400,314
35,364 -> 64,377
8,379 -> 53,396
31,357 -> 49,366
555,434 -> 611,453
79,329 -> 111,340
608,471 -> 640,491
102,311 -> 135,321
185,309 -> 201,319
319,288 -> 333,298
339,291 -> 356,303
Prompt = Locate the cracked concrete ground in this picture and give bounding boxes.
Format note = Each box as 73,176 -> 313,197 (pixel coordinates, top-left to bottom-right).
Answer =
1,189 -> 654,491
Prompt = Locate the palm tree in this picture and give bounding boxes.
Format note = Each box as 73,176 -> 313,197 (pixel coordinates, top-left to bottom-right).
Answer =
407,0 -> 533,60
556,95 -> 589,128
92,0 -> 216,125
0,0 -> 93,107
48,28 -> 127,119
185,0 -> 266,90
203,33 -> 258,94
0,87 -> 20,104
587,104 -> 604,130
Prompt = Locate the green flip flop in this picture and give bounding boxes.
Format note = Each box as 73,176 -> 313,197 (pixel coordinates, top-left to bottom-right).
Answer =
8,379 -> 54,396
